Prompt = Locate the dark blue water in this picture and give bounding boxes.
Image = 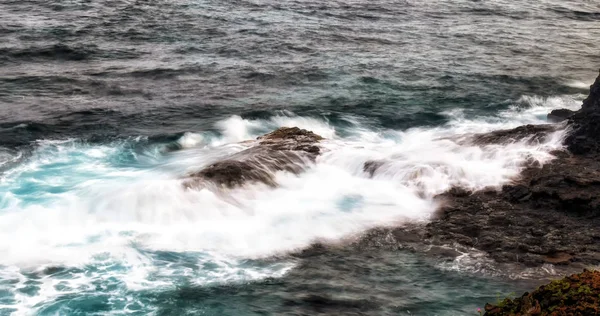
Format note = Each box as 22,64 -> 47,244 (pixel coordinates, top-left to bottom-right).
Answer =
0,0 -> 599,315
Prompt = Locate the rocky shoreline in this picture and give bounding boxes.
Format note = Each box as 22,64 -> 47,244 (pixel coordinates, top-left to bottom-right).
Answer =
183,70 -> 600,273
351,70 -> 600,272
424,70 -> 600,268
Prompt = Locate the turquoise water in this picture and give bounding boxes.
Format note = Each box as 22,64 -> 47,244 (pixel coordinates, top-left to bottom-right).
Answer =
0,106 -> 580,314
1,0 -> 599,314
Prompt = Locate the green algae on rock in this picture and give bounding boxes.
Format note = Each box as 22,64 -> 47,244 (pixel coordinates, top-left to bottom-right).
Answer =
484,270 -> 600,315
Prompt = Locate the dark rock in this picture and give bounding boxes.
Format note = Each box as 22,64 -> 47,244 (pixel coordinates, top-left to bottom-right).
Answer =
446,187 -> 472,197
471,124 -> 559,145
258,126 -> 323,143
292,243 -> 329,258
565,69 -> 600,155
581,71 -> 600,110
424,152 -> 600,267
43,266 -> 66,275
501,184 -> 530,202
547,108 -> 575,122
406,70 -> 600,268
391,229 -> 422,243
183,127 -> 323,189
363,160 -> 385,177
186,158 -> 276,188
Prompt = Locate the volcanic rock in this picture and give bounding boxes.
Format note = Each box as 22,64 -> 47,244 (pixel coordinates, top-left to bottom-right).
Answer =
484,270 -> 600,315
565,70 -> 600,155
384,70 -> 600,268
183,127 -> 323,189
547,108 -> 575,123
471,124 -> 560,145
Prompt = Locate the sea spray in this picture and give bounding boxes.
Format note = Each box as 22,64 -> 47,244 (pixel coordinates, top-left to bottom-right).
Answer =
0,95 -> 582,314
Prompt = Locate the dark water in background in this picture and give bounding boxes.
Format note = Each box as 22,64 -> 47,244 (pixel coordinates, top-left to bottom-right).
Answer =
1,0 -> 599,144
0,0 -> 599,315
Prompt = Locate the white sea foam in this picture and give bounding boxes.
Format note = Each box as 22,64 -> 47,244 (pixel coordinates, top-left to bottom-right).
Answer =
564,80 -> 592,90
0,95 -> 581,314
177,132 -> 206,149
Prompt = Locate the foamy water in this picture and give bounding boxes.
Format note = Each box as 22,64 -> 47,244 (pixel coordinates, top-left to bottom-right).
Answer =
0,95 -> 581,314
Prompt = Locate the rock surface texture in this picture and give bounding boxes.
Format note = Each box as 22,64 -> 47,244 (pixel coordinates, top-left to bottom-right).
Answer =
183,127 -> 323,189
183,71 -> 600,271
547,109 -> 575,123
358,70 -> 600,270
420,70 -> 600,268
484,270 -> 600,315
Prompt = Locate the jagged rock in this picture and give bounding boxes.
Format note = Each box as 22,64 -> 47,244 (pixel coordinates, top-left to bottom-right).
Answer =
183,127 -> 323,189
565,70 -> 600,155
399,70 -> 600,268
547,108 -> 575,123
471,124 -> 559,145
484,270 -> 600,315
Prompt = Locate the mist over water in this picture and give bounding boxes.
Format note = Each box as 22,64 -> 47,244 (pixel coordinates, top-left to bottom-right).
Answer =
0,0 -> 599,314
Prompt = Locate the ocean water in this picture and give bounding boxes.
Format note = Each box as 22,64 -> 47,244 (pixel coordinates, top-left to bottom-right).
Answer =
1,0 -> 599,315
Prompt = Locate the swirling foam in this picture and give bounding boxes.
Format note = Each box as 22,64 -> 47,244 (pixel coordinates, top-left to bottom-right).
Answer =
0,95 -> 580,314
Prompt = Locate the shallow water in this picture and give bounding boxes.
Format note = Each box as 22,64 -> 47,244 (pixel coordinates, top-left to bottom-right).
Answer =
0,0 -> 599,315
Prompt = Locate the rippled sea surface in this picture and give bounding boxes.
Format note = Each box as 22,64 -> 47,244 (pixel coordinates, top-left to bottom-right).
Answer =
1,0 -> 599,315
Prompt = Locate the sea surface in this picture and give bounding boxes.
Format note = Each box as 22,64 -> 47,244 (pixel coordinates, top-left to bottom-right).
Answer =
1,0 -> 599,315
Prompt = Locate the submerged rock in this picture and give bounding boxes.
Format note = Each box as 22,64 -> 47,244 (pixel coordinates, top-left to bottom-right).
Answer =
484,270 -> 600,315
183,127 -> 323,189
362,160 -> 386,177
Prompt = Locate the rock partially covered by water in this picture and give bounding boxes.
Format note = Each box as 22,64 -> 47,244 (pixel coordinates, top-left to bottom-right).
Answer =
565,70 -> 600,155
484,270 -> 600,315
259,126 -> 323,143
471,124 -> 560,145
398,70 -> 600,269
547,108 -> 575,123
427,155 -> 600,267
183,127 -> 323,189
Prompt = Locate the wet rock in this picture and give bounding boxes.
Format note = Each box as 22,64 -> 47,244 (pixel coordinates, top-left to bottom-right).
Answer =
183,127 -> 323,189
565,69 -> 600,155
258,126 -> 323,143
501,184 -> 531,202
391,229 -> 423,244
42,266 -> 66,275
471,124 -> 559,145
410,70 -> 600,269
363,160 -> 385,177
186,159 -> 278,188
547,108 -> 575,122
425,153 -> 600,267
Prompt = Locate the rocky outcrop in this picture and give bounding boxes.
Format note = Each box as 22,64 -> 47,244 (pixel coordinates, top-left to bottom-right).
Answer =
565,70 -> 600,155
547,109 -> 575,123
377,70 -> 600,269
183,127 -> 323,189
484,270 -> 600,315
427,159 -> 600,267
182,70 -> 600,270
470,124 -> 561,145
